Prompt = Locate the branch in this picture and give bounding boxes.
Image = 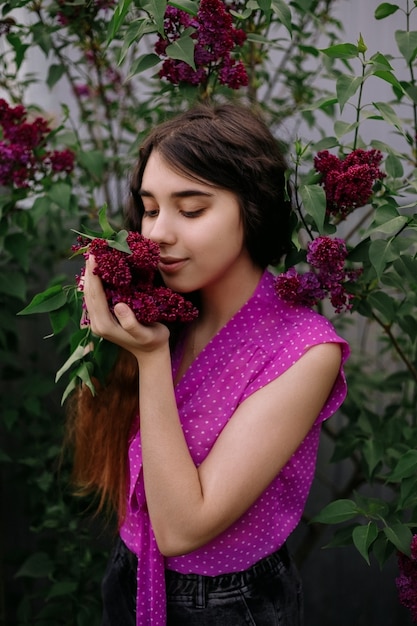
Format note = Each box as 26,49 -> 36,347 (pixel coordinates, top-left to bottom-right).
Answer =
372,311 -> 417,384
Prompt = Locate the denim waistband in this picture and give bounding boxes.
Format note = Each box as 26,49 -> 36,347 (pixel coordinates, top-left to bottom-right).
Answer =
165,544 -> 291,602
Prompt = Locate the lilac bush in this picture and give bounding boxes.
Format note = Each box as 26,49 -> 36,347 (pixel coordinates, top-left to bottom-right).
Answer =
3,1 -> 417,623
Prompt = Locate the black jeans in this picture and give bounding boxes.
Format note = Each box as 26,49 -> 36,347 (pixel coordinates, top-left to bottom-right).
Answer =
101,538 -> 303,625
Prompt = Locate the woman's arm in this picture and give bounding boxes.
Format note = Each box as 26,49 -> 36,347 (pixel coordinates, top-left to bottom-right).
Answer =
83,258 -> 342,557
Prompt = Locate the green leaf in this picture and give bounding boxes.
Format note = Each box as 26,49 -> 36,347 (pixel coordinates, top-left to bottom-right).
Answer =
118,19 -> 153,65
368,52 -> 393,71
15,552 -> 53,578
107,0 -> 133,42
4,232 -> 29,271
271,0 -> 292,36
78,150 -> 106,179
31,22 -> 53,55
373,101 -> 407,134
367,291 -> 396,323
373,70 -> 405,95
312,499 -> 359,524
399,475 -> 417,509
334,120 -> 357,139
98,204 -> 116,238
142,0 -> 167,35
47,182 -> 72,211
301,96 -> 338,113
362,437 -> 384,475
387,450 -> 417,482
299,184 -> 327,233
375,3 -> 400,19
367,215 -> 408,237
128,52 -> 160,78
169,0 -> 198,16
107,229 -> 131,253
258,0 -> 272,12
0,271 -> 26,300
320,43 -> 359,59
395,30 -> 417,64
383,523 -> 413,555
385,152 -> 404,178
312,137 -> 339,151
6,33 -> 29,70
18,285 -> 67,315
166,30 -> 196,70
372,533 -> 394,567
336,74 -> 363,112
55,344 -> 87,383
61,377 -> 78,405
352,522 -> 379,565
47,581 -> 78,599
75,361 -> 96,396
47,64 -> 66,88
394,255 -> 417,285
246,33 -> 270,44
49,306 -> 71,335
230,6 -> 253,20
368,238 -> 396,278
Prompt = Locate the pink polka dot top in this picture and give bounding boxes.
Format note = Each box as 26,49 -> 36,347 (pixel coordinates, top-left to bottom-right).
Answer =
119,269 -> 349,624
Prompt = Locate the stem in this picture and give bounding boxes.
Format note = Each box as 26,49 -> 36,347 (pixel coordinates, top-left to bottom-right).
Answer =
262,0 -> 335,105
32,6 -> 101,152
406,1 -> 417,165
85,25 -> 123,207
371,311 -> 417,384
353,56 -> 366,150
293,157 -> 315,240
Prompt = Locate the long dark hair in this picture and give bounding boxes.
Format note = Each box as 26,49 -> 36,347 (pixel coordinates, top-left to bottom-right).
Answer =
68,103 -> 293,523
126,103 -> 292,268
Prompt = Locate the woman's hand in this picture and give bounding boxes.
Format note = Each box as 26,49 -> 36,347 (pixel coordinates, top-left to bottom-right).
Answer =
83,255 -> 170,358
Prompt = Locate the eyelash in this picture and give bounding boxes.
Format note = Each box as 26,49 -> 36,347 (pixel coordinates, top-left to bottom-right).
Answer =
182,209 -> 205,218
142,208 -> 205,219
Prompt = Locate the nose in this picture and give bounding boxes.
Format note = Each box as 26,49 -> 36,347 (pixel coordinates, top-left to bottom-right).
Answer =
143,211 -> 176,246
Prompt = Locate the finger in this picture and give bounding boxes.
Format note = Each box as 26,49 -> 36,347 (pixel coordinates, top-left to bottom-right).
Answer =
113,302 -> 141,332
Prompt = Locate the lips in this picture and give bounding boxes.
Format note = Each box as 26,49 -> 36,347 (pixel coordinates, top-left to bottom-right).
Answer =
158,256 -> 188,273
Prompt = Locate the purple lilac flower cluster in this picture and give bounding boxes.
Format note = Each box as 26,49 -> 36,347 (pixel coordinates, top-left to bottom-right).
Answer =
396,535 -> 417,623
155,0 -> 248,89
74,233 -> 199,325
0,99 -> 75,188
314,149 -> 385,219
275,236 -> 361,313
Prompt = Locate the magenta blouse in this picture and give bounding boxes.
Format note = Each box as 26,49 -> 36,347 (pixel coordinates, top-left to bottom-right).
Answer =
119,269 -> 349,624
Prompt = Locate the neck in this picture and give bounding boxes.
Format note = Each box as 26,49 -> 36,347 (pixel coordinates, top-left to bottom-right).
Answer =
175,261 -> 264,383
196,262 -> 264,338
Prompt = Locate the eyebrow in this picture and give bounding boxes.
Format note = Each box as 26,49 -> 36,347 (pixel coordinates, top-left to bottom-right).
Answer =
139,189 -> 214,199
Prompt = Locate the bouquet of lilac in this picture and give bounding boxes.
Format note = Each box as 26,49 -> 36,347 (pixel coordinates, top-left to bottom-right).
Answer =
19,206 -> 198,401
74,231 -> 198,324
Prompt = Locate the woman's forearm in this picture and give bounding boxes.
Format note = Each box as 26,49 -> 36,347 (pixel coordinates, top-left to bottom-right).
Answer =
137,345 -> 207,556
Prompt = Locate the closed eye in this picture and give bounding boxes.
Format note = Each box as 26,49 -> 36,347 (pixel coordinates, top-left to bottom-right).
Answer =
143,208 -> 159,218
181,209 -> 205,218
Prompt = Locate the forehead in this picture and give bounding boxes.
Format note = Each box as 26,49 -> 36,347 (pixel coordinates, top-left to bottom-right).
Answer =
141,150 -> 215,193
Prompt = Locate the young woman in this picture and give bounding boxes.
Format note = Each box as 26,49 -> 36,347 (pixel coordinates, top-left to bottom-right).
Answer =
76,103 -> 349,625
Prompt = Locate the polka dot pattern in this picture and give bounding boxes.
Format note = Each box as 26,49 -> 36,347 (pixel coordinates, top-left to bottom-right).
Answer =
119,269 -> 349,625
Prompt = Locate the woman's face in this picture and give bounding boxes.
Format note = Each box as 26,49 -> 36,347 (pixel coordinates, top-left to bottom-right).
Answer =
139,150 -> 251,294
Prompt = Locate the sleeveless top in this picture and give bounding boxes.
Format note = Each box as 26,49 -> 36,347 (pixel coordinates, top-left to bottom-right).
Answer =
119,269 -> 349,624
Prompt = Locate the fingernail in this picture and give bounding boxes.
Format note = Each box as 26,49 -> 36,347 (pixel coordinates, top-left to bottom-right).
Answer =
114,302 -> 130,316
